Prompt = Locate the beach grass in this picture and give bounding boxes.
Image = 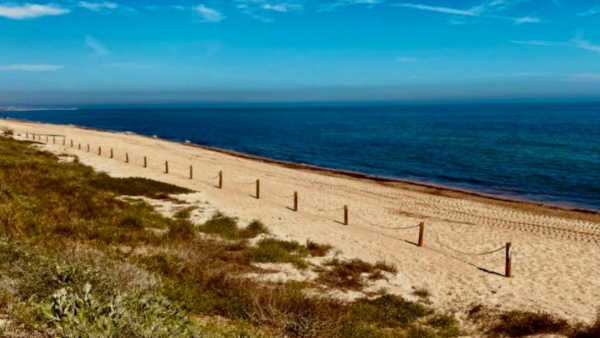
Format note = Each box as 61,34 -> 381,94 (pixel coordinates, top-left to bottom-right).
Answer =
3,135 -> 598,337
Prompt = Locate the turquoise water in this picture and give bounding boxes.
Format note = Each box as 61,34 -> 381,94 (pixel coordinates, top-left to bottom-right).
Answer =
3,102 -> 600,211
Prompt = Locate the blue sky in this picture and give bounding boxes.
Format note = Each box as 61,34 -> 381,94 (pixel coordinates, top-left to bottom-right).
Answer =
1,0 -> 600,105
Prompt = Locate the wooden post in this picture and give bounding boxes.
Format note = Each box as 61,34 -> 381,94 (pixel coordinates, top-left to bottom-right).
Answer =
189,165 -> 193,179
70,140 -> 74,148
125,153 -> 129,163
110,149 -> 114,159
87,144 -> 90,152
256,179 -> 260,199
46,135 -> 48,142
218,171 -> 223,189
53,137 -> 56,144
505,242 -> 513,278
418,221 -> 425,247
63,138 -> 66,146
78,143 -> 81,150
143,156 -> 147,168
294,191 -> 298,212
98,147 -> 102,156
26,132 -> 28,138
165,161 -> 169,174
344,205 -> 349,226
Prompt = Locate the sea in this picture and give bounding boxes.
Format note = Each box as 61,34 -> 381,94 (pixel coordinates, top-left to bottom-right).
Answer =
2,102 -> 599,211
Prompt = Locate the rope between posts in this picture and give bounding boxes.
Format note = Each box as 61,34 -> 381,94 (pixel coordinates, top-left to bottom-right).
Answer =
355,214 -> 421,230
205,173 -> 221,180
436,241 -> 505,256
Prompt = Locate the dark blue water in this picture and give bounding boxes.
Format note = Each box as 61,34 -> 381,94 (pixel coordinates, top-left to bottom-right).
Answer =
3,103 -> 600,211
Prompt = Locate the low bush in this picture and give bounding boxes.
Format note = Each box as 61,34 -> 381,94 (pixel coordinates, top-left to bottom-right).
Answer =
168,219 -> 196,243
173,206 -> 198,220
245,238 -> 309,269
305,240 -> 332,257
349,294 -> 431,328
88,174 -> 193,197
488,310 -> 573,337
42,283 -> 199,338
413,287 -> 431,299
198,213 -> 241,240
240,220 -> 270,238
139,253 -> 188,278
427,314 -> 462,337
317,258 -> 397,290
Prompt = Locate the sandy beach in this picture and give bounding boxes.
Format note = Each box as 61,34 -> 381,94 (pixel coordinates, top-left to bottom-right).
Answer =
4,119 -> 600,323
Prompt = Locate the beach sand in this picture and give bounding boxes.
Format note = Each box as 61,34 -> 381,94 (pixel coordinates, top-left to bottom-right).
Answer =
4,119 -> 600,323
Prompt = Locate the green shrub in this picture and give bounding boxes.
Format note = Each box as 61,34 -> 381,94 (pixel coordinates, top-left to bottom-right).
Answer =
88,174 -> 192,197
168,219 -> 196,242
139,253 -> 187,278
245,238 -> 309,269
198,214 -> 240,240
305,240 -> 332,257
41,283 -> 199,338
489,310 -> 573,337
173,206 -> 197,220
413,287 -> 431,299
317,258 -> 396,290
427,314 -> 462,337
240,220 -> 269,239
349,294 -> 431,328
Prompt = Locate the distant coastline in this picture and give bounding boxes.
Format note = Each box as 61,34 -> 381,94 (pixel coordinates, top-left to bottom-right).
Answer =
0,107 -> 78,112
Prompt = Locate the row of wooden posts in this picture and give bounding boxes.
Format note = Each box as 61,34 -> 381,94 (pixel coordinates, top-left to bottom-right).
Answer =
22,130 -> 513,278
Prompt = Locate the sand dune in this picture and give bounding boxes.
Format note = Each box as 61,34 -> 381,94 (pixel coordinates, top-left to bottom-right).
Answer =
4,119 -> 600,323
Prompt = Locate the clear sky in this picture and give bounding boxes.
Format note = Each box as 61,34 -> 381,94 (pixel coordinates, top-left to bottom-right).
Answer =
1,0 -> 600,106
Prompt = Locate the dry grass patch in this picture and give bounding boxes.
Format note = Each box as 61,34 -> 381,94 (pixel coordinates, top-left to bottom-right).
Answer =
469,305 -> 600,338
245,238 -> 310,269
317,258 -> 398,290
305,240 -> 333,257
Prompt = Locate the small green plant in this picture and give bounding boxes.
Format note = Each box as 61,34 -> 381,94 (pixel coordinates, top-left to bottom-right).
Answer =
413,287 -> 431,299
42,283 -> 121,337
240,220 -> 269,239
198,213 -> 240,240
173,206 -> 197,220
245,238 -> 309,269
488,310 -> 573,337
305,240 -> 332,257
427,314 -> 462,337
168,219 -> 196,242
41,283 -> 198,338
317,258 -> 397,290
198,216 -> 269,240
349,294 -> 431,328
139,253 -> 187,278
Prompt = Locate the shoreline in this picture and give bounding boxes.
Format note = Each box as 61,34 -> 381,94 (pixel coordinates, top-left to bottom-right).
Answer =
5,116 -> 600,221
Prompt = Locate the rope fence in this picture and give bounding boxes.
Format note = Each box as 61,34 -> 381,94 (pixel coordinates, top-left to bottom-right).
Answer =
7,126 -> 515,278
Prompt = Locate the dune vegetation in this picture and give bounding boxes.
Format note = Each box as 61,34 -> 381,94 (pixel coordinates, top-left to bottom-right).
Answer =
0,135 -> 598,338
